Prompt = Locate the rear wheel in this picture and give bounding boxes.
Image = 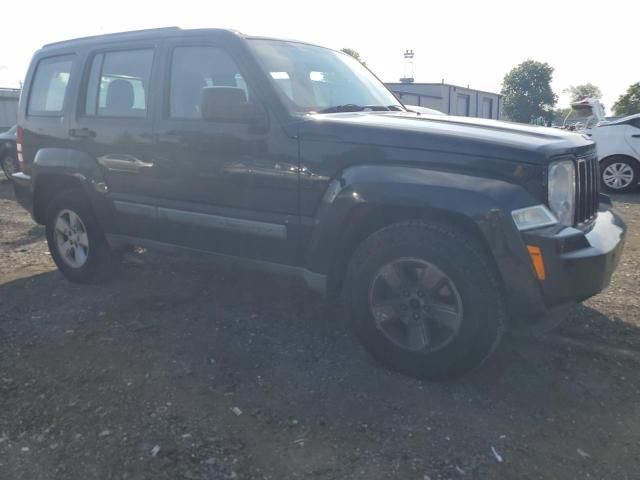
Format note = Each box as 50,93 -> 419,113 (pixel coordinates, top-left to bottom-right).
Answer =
344,221 -> 506,380
600,156 -> 639,193
46,189 -> 117,283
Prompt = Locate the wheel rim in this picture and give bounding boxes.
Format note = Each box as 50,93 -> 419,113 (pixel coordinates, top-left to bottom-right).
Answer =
53,209 -> 90,269
2,156 -> 18,177
368,257 -> 463,353
603,162 -> 635,190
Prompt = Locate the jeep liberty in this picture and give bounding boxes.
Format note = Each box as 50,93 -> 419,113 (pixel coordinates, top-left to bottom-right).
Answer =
12,27 -> 627,379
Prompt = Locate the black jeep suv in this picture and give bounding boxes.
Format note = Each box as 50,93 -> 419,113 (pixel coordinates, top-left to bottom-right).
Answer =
12,27 -> 626,379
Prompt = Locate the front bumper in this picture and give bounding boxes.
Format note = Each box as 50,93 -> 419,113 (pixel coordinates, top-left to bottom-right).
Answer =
522,196 -> 626,307
11,172 -> 33,214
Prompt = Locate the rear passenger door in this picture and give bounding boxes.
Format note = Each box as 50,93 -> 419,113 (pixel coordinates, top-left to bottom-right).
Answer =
70,44 -> 159,239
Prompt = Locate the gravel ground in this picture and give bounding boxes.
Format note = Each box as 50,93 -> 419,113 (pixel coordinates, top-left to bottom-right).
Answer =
1,176 -> 640,480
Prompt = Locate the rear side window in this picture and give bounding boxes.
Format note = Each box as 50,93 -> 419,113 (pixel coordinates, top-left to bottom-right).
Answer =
27,55 -> 73,116
84,49 -> 153,118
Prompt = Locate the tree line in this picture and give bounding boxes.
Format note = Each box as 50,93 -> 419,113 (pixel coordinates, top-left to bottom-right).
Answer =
501,60 -> 640,123
341,48 -> 639,122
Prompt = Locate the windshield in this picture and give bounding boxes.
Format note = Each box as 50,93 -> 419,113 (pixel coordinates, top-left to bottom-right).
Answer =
248,39 -> 402,114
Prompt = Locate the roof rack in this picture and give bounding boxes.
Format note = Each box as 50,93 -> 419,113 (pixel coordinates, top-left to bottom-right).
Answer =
43,27 -> 181,48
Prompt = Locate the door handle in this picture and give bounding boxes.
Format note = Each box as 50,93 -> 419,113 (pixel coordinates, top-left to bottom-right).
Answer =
97,154 -> 154,173
69,128 -> 96,138
632,134 -> 640,138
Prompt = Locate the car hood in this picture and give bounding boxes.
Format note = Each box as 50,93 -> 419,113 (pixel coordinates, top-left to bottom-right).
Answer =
298,111 -> 594,165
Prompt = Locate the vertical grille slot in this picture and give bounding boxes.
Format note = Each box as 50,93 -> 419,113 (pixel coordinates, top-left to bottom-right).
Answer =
592,158 -> 600,214
585,159 -> 593,216
577,159 -> 587,222
574,155 -> 599,225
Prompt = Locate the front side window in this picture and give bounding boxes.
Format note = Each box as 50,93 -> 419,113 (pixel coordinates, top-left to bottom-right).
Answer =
169,46 -> 250,119
248,40 -> 401,114
28,55 -> 74,116
84,49 -> 153,117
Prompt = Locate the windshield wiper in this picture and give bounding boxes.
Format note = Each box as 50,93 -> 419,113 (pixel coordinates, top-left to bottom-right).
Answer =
316,104 -> 392,113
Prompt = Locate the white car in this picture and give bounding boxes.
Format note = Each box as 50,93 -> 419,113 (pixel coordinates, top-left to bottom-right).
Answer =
591,113 -> 640,192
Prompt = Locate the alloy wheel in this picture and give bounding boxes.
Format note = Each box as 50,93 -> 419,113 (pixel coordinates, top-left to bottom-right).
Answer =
603,162 -> 635,190
53,209 -> 90,268
2,155 -> 19,178
368,257 -> 463,352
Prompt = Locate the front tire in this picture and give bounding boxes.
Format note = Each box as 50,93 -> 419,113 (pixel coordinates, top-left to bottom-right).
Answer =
344,221 -> 506,380
46,189 -> 117,283
600,156 -> 639,193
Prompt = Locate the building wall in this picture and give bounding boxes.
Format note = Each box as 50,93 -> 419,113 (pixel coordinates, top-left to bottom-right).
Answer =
386,83 -> 503,120
0,89 -> 20,131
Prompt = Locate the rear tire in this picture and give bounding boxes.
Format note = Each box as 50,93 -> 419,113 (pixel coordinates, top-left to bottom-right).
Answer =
45,189 -> 117,283
600,156 -> 639,193
344,221 -> 506,380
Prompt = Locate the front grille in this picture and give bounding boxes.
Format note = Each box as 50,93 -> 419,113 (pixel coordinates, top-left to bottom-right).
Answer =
574,154 -> 600,225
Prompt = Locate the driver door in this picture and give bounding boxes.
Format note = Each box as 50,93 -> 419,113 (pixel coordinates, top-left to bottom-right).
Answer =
151,40 -> 301,265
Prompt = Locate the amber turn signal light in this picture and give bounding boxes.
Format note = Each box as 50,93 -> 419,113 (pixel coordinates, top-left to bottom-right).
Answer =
526,245 -> 546,281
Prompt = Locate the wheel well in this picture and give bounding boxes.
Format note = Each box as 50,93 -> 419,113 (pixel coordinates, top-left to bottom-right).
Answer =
326,204 -> 499,295
601,154 -> 640,168
33,174 -> 85,224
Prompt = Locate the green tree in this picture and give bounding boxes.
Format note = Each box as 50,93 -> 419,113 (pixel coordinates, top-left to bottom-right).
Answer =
501,60 -> 557,123
564,83 -> 603,102
340,48 -> 366,66
612,82 -> 640,116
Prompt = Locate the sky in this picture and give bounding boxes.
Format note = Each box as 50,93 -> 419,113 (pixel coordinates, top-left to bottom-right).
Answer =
0,0 -> 637,113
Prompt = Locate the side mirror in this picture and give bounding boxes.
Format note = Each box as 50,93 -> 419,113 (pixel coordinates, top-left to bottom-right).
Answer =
200,87 -> 255,123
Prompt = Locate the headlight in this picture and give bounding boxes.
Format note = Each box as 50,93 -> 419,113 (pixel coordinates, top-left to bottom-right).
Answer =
548,160 -> 575,226
512,205 -> 558,231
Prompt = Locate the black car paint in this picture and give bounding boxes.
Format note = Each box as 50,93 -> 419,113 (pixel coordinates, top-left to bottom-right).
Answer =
14,28 -> 626,320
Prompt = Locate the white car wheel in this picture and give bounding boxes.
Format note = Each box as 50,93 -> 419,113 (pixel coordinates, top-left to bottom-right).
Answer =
600,157 -> 639,193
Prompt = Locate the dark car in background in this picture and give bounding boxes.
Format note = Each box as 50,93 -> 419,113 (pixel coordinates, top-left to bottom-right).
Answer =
11,27 -> 627,380
0,125 -> 18,182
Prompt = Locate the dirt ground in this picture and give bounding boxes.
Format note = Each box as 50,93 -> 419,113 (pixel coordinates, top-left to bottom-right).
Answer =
1,176 -> 640,480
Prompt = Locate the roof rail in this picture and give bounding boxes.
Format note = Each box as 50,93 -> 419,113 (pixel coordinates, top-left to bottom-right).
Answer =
42,27 -> 181,48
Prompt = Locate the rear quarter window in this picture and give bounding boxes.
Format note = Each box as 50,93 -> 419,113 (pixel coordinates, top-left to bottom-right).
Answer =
27,55 -> 74,116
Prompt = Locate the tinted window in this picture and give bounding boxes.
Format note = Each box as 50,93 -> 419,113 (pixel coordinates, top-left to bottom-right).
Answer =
169,46 -> 249,119
84,49 -> 153,117
28,56 -> 73,116
629,118 -> 640,129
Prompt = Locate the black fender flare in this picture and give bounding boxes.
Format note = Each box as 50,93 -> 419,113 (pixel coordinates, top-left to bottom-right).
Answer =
31,148 -> 111,224
306,164 -> 547,314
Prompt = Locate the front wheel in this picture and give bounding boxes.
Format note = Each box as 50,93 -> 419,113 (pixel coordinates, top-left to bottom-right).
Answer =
600,156 -> 639,193
46,189 -> 117,283
344,221 -> 506,380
